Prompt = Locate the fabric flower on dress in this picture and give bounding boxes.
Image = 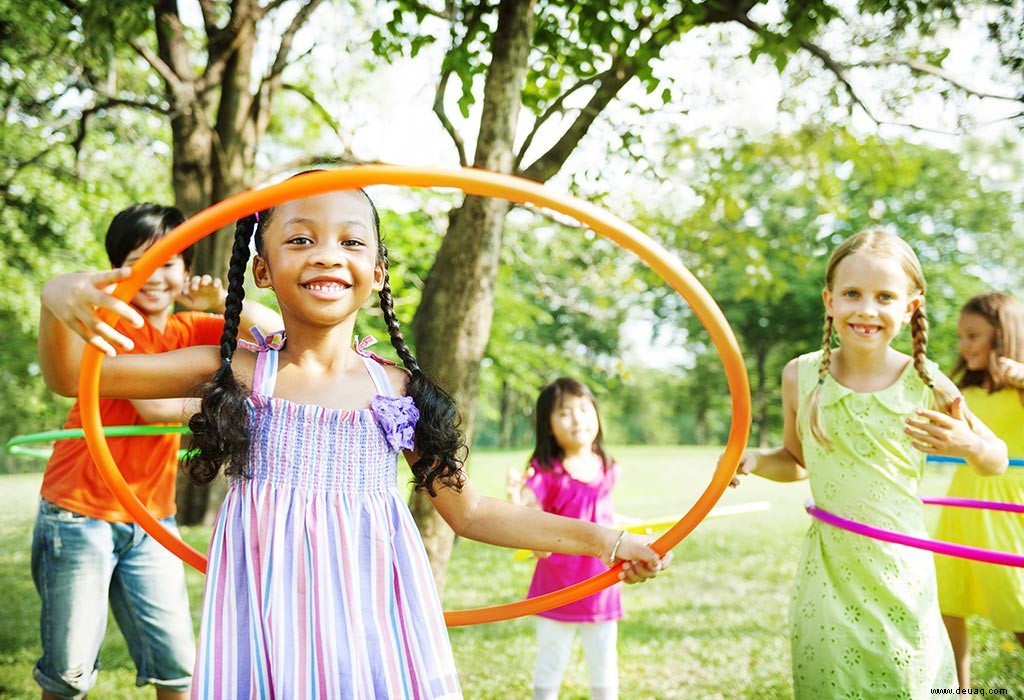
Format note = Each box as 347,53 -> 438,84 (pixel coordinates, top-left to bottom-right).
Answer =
372,395 -> 420,452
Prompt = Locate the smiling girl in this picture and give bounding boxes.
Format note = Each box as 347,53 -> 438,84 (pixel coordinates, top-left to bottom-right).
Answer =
934,292 -> 1024,689
38,184 -> 671,699
731,229 -> 1007,698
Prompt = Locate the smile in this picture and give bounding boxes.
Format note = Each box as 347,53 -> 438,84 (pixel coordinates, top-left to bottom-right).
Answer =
849,323 -> 881,336
301,279 -> 351,300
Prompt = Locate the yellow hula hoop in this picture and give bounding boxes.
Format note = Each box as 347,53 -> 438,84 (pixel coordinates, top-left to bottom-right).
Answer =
77,166 -> 752,626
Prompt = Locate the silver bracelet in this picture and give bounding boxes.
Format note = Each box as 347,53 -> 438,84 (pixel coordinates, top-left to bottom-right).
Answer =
607,529 -> 627,566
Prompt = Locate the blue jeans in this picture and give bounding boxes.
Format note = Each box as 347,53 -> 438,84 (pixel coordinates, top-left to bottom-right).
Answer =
31,500 -> 195,698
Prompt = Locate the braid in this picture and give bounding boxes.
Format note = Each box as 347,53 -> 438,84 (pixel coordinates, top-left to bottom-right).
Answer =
807,314 -> 834,449
376,244 -> 466,496
184,216 -> 257,485
909,305 -> 956,413
378,244 -> 419,372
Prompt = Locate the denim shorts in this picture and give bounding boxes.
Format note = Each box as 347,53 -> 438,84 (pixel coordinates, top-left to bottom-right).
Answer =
31,500 -> 195,698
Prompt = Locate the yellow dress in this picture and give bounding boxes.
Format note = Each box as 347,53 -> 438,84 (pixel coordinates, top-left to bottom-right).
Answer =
933,386 -> 1024,630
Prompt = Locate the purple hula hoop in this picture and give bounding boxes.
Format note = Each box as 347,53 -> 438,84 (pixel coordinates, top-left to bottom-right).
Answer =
805,498 -> 1024,569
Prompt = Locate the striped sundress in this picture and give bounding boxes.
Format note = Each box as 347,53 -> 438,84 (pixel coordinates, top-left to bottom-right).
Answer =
192,345 -> 462,699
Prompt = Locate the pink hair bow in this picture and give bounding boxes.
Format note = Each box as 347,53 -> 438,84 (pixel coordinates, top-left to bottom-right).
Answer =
353,335 -> 396,365
237,326 -> 286,352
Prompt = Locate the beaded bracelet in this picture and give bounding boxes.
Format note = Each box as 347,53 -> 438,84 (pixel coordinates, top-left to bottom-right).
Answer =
607,529 -> 627,566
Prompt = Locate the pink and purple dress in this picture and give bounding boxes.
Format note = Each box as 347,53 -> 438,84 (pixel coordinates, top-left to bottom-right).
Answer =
525,459 -> 623,622
192,343 -> 461,699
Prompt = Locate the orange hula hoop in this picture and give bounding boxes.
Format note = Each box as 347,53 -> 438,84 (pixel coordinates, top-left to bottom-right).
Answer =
78,166 -> 752,626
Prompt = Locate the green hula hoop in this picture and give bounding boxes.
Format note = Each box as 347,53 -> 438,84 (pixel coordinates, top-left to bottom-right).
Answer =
6,426 -> 192,459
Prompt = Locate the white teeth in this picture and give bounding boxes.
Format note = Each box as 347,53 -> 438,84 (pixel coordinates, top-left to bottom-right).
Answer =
305,283 -> 345,291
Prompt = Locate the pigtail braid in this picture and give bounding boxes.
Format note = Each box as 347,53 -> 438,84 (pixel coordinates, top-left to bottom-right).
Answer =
909,305 -> 956,413
807,314 -> 834,449
377,243 -> 466,496
185,216 -> 256,484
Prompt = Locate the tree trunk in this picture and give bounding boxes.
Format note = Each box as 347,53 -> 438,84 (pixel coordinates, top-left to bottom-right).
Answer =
408,0 -> 535,595
498,379 -> 512,448
755,348 -> 769,448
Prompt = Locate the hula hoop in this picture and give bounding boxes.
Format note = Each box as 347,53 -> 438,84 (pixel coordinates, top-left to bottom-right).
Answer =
512,501 -> 772,561
805,498 -> 1024,568
6,426 -> 190,459
77,166 -> 752,626
927,455 -> 1024,467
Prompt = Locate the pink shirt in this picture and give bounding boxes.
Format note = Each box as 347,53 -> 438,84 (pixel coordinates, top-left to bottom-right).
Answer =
525,457 -> 624,622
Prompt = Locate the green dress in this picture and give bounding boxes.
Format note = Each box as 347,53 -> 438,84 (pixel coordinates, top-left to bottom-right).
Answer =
791,351 -> 956,698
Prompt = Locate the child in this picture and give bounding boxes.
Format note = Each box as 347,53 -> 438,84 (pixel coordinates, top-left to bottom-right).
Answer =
732,229 -> 1007,698
933,292 -> 1024,688
39,187 -> 670,699
507,377 -> 633,700
34,203 -> 280,700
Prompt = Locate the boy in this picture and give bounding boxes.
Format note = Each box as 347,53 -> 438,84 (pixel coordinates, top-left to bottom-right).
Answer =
33,203 -> 279,699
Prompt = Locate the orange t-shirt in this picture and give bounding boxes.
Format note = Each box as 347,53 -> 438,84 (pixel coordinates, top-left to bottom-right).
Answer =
40,311 -> 224,522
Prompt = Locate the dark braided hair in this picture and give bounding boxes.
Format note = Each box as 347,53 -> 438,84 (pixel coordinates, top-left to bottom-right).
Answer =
377,241 -> 466,495
184,184 -> 466,494
185,213 -> 262,484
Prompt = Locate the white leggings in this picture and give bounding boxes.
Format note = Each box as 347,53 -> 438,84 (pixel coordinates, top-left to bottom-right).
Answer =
532,617 -> 618,700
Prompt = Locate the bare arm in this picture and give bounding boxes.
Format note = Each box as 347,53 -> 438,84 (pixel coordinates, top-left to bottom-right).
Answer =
427,475 -> 669,582
905,375 -> 1008,476
130,397 -> 202,424
736,359 -> 808,483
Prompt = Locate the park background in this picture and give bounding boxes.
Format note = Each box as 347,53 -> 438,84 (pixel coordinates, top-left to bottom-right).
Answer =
0,0 -> 1022,697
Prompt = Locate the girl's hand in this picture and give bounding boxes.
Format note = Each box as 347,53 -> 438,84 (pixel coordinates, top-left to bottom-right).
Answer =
905,397 -> 980,460
41,268 -> 143,356
998,357 -> 1024,389
506,465 -> 525,503
176,275 -> 227,312
610,532 -> 672,584
729,451 -> 757,487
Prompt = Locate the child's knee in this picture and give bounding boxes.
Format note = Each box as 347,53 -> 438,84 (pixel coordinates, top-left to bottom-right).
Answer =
34,659 -> 98,698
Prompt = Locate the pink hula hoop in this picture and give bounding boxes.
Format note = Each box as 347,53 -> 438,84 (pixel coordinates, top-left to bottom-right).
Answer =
805,497 -> 1024,568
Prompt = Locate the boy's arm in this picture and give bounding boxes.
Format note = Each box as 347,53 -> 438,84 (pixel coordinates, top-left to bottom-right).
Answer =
39,269 -> 145,395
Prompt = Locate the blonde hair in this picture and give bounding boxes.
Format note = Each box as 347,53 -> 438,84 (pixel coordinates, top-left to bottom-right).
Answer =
952,292 -> 1024,394
806,229 -> 956,448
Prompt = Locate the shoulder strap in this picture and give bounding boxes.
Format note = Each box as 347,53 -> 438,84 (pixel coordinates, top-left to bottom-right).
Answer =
251,348 -> 279,397
361,355 -> 395,397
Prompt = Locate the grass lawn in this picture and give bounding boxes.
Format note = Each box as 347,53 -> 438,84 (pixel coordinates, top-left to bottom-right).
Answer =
1,446 -> 1022,698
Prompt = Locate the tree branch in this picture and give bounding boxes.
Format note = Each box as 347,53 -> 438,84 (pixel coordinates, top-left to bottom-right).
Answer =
282,82 -> 354,152
797,37 -> 883,126
433,69 -> 468,166
256,0 -> 326,114
845,58 -> 1023,102
514,73 -> 602,172
198,0 -> 219,38
519,63 -> 636,183
130,37 -> 185,96
260,0 -> 294,16
431,1 -> 488,165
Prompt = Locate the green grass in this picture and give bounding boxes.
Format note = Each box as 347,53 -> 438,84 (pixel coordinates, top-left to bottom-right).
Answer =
1,447 -> 1022,698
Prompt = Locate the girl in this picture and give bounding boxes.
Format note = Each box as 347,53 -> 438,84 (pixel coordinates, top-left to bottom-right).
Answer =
733,229 -> 1007,698
508,378 -> 632,700
39,186 -> 669,699
934,292 -> 1024,689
